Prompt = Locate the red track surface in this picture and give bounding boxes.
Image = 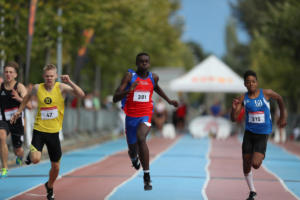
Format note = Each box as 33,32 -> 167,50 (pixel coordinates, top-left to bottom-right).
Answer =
206,137 -> 297,200
12,136 -> 179,200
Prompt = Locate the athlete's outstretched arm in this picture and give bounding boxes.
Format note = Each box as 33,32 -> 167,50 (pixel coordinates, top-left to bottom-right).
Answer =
113,72 -> 136,103
60,75 -> 85,98
263,89 -> 287,128
10,84 -> 38,124
230,95 -> 244,122
153,73 -> 178,107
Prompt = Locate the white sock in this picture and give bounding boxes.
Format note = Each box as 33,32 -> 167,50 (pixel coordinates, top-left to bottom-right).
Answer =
144,170 -> 150,174
245,171 -> 255,192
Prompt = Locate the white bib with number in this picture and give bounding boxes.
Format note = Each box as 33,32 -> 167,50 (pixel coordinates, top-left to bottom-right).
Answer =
133,91 -> 150,102
248,111 -> 265,123
4,107 -> 18,120
41,107 -> 58,120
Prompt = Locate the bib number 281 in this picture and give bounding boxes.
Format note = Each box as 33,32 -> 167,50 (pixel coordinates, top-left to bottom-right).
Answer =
133,91 -> 150,102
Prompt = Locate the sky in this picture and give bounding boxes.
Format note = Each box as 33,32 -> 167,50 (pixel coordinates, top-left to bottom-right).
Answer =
178,0 -> 249,58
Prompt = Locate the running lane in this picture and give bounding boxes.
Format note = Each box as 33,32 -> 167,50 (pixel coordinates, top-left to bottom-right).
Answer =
107,135 -> 211,200
10,136 -> 179,200
206,137 -> 299,200
2,139 -> 128,200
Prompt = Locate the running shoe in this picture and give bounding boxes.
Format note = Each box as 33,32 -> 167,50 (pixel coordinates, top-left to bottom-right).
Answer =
131,158 -> 140,170
16,157 -> 23,166
246,191 -> 257,200
143,173 -> 152,191
1,168 -> 8,178
45,182 -> 55,200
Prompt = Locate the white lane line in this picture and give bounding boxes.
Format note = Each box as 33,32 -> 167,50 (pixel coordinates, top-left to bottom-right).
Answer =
104,136 -> 182,200
202,138 -> 211,200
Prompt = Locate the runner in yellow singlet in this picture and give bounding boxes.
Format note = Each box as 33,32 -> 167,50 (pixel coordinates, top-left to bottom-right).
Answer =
11,64 -> 85,200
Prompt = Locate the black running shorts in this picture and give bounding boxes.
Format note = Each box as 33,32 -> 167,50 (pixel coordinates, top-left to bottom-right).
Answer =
0,120 -> 23,148
242,130 -> 269,156
31,129 -> 62,162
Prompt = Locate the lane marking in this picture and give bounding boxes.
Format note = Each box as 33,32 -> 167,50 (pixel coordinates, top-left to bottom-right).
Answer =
202,138 -> 211,200
262,165 -> 300,200
104,136 -> 182,200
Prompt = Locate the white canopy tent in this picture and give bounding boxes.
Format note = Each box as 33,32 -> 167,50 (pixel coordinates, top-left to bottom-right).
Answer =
169,55 -> 246,93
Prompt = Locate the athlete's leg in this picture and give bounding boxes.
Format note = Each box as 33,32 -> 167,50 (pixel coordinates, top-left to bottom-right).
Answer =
13,147 -> 24,159
252,152 -> 264,169
243,153 -> 256,193
128,143 -> 138,159
243,154 -> 252,174
48,161 -> 60,188
242,131 -> 256,193
136,123 -> 151,170
0,130 -> 8,169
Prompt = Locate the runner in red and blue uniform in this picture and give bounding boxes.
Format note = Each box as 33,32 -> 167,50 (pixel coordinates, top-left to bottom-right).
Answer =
113,52 -> 178,190
231,70 -> 287,200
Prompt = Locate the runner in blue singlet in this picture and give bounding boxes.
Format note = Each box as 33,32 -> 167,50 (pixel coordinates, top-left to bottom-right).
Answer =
231,70 -> 287,200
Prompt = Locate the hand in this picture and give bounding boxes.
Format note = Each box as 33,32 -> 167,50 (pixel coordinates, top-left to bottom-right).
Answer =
10,111 -> 21,124
277,117 -> 287,128
61,75 -> 71,84
169,100 -> 178,107
232,98 -> 240,110
11,89 -> 21,102
129,81 -> 138,91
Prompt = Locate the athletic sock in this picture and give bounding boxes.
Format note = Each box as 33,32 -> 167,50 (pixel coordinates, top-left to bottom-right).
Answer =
144,170 -> 150,174
245,171 -> 255,192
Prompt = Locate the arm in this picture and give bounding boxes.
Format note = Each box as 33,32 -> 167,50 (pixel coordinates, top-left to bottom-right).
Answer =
10,84 -> 38,124
15,83 -> 32,109
153,73 -> 178,107
230,95 -> 244,122
263,89 -> 287,128
113,72 -> 136,103
60,75 -> 85,98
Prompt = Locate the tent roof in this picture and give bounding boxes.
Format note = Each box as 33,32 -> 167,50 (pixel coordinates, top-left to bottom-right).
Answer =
169,55 -> 246,93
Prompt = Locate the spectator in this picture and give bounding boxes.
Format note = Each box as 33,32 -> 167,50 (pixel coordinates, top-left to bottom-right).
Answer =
274,105 -> 287,143
93,91 -> 101,111
174,98 -> 187,132
84,93 -> 94,111
153,98 -> 167,134
210,100 -> 222,117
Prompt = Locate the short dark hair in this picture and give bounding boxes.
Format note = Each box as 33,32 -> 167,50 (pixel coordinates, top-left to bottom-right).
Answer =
244,70 -> 257,81
136,52 -> 150,63
5,61 -> 19,74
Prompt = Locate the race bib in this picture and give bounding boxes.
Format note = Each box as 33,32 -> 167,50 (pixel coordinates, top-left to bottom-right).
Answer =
133,91 -> 150,102
248,111 -> 265,123
41,106 -> 58,120
4,107 -> 18,120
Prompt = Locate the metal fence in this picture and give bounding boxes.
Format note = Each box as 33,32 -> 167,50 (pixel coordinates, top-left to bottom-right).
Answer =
23,107 -> 123,147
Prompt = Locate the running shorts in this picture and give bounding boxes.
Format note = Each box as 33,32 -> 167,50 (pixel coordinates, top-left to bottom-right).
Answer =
125,115 -> 152,144
31,129 -> 62,162
242,130 -> 269,156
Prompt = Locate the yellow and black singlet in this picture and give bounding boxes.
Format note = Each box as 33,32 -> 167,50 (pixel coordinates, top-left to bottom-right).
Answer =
34,82 -> 64,133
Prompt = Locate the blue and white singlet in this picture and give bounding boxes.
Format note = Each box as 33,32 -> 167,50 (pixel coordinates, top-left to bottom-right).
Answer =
244,89 -> 272,134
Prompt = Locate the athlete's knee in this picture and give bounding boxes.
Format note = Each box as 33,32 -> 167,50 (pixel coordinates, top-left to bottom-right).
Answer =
31,153 -> 41,164
252,161 -> 262,169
